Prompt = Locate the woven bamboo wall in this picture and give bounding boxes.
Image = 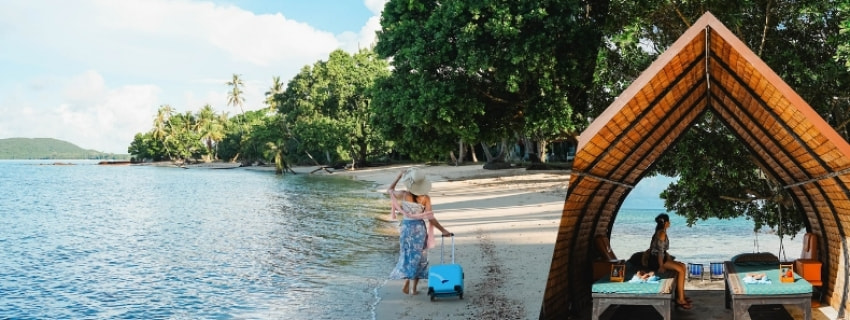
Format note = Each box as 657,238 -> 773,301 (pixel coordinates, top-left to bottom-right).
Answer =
540,12 -> 850,319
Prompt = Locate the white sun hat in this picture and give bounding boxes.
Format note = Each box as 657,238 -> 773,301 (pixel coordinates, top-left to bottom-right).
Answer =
402,168 -> 432,195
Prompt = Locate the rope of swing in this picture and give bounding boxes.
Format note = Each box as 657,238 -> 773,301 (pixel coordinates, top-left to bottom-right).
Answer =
778,204 -> 786,262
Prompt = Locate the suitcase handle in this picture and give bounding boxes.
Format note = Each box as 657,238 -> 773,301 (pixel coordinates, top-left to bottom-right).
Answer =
440,234 -> 455,264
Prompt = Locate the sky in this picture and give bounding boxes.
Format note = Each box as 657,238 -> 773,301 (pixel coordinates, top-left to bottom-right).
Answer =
0,0 -> 386,154
621,175 -> 675,210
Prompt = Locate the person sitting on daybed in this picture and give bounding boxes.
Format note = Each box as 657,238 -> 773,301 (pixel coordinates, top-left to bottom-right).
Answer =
629,213 -> 693,309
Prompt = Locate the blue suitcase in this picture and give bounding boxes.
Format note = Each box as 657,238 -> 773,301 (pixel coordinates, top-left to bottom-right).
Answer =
428,234 -> 464,301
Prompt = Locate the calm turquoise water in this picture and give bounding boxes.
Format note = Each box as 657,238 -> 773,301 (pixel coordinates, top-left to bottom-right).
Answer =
0,160 -> 395,319
611,208 -> 804,264
611,176 -> 805,264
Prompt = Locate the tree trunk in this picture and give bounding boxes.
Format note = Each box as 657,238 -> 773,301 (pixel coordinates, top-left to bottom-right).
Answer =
206,138 -> 214,160
495,139 -> 508,162
481,142 -> 494,162
469,143 -> 478,163
523,138 -> 537,162
356,138 -> 368,168
303,150 -> 321,166
274,150 -> 283,175
538,140 -> 549,163
481,139 -> 514,170
456,139 -> 464,166
449,151 -> 458,166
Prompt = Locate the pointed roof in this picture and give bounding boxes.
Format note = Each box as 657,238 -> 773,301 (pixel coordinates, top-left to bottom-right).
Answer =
540,12 -> 850,318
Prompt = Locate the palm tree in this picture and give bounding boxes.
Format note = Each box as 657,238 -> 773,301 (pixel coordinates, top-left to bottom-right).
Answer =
225,74 -> 247,163
166,111 -> 197,163
197,104 -> 224,161
264,76 -> 284,113
226,74 -> 245,115
152,104 -> 175,161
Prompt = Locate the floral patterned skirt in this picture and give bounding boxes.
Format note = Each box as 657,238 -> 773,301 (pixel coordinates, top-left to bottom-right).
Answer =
389,219 -> 428,280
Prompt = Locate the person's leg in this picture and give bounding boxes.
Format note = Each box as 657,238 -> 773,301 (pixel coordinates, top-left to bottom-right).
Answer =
674,261 -> 693,302
412,279 -> 419,295
402,279 -> 410,294
665,260 -> 689,306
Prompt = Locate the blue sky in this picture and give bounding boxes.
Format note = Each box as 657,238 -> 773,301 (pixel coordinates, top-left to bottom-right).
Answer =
621,175 -> 675,209
0,0 -> 385,154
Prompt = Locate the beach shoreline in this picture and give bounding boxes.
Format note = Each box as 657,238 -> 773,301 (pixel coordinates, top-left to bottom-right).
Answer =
332,164 -> 569,319
290,164 -> 822,319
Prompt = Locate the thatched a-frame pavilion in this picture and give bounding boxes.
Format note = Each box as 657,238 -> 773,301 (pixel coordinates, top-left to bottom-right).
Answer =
540,12 -> 849,319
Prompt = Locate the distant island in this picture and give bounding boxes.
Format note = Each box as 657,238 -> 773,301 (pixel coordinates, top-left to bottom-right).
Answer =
0,138 -> 130,160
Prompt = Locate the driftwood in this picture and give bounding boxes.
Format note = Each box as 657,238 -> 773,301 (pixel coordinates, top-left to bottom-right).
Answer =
310,166 -> 334,174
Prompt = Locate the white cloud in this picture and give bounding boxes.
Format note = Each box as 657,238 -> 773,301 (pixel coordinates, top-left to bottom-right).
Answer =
0,70 -> 161,153
64,71 -> 106,104
364,0 -> 388,15
205,10 -> 339,66
0,0 -> 385,154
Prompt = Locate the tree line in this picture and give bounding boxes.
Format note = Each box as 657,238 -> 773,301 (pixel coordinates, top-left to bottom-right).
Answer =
129,0 -> 850,234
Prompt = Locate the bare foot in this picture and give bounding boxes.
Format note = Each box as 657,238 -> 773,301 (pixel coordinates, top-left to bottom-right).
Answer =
402,281 -> 410,295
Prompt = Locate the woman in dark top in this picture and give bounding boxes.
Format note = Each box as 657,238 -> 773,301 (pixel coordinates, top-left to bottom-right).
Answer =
632,213 -> 692,309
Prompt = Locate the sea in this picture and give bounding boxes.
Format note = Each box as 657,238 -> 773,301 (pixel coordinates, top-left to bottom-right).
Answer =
0,160 -> 395,320
0,160 -> 805,319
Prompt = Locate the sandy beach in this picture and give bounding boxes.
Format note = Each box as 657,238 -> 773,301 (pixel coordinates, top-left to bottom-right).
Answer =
330,164 -> 566,319
309,164 -> 837,320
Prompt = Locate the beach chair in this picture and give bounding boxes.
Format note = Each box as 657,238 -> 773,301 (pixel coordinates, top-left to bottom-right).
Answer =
687,263 -> 704,281
709,262 -> 724,281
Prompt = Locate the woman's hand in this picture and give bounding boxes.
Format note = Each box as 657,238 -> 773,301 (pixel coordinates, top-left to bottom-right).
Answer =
388,168 -> 408,193
441,230 -> 453,237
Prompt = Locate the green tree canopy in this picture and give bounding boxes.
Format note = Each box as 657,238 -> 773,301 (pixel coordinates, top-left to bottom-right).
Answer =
275,49 -> 391,167
372,0 -> 610,160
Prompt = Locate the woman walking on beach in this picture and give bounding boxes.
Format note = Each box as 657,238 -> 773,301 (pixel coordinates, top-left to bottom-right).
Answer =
387,168 -> 452,295
632,213 -> 692,309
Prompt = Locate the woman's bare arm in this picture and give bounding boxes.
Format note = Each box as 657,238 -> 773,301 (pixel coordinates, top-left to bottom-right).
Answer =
423,196 -> 451,235
387,169 -> 406,199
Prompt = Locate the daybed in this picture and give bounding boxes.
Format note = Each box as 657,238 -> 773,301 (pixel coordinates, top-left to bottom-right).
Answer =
591,261 -> 676,320
724,253 -> 813,320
